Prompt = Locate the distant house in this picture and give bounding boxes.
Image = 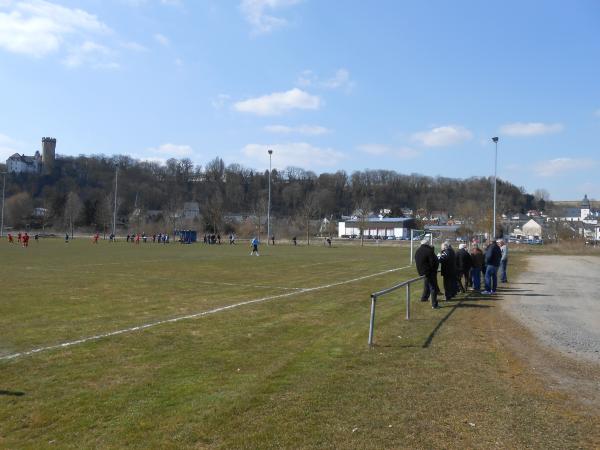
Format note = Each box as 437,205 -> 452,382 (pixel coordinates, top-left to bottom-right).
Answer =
338,216 -> 415,239
182,202 -> 200,219
7,152 -> 42,174
521,219 -> 543,238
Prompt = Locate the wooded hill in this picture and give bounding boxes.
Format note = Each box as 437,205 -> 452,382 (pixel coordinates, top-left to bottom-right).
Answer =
1,154 -> 545,233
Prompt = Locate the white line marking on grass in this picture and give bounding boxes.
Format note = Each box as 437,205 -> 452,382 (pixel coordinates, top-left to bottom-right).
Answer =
196,281 -> 306,291
0,265 -> 411,361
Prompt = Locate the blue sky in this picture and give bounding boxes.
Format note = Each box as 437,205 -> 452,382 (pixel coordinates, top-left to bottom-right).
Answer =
1,0 -> 599,200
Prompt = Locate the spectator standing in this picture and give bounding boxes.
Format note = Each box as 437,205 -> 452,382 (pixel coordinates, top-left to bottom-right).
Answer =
456,243 -> 472,293
499,239 -> 508,283
292,236 -> 297,246
469,244 -> 484,291
438,241 -> 457,301
483,239 -> 502,294
415,238 -> 440,309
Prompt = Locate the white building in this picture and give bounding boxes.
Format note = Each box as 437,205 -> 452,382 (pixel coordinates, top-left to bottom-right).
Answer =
6,152 -> 42,174
338,217 -> 415,239
182,202 -> 200,219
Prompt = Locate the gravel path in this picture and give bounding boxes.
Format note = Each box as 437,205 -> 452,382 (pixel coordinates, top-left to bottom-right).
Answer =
503,254 -> 600,364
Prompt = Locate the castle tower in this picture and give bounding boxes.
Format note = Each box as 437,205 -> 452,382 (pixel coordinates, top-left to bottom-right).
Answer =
42,137 -> 56,174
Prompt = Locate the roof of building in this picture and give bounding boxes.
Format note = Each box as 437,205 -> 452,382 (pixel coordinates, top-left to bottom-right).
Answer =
7,152 -> 41,164
424,225 -> 460,231
343,216 -> 414,224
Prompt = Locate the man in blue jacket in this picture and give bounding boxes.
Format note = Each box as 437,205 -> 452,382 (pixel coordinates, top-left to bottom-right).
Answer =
482,239 -> 502,294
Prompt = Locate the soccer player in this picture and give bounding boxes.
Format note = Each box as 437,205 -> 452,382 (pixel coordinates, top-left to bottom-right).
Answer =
22,232 -> 29,247
7,233 -> 14,243
250,237 -> 260,256
93,233 -> 100,244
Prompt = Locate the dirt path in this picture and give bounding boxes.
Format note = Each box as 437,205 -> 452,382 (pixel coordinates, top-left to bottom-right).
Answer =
502,254 -> 600,364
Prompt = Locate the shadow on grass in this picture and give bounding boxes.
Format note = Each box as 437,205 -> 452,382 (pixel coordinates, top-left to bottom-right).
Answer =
0,390 -> 25,396
422,291 -> 496,348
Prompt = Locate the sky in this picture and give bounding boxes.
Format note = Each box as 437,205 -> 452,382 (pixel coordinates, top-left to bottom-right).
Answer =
1,0 -> 599,201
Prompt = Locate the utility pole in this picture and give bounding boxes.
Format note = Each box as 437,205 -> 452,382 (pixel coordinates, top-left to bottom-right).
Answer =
267,149 -> 273,245
492,137 -> 499,239
112,165 -> 118,236
0,172 -> 6,238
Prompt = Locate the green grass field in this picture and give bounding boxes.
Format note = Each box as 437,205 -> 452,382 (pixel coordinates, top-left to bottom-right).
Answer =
1,239 -> 598,448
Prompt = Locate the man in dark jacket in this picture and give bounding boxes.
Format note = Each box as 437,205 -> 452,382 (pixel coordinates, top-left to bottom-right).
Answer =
415,239 -> 440,309
455,243 -> 472,293
483,239 -> 502,294
438,241 -> 458,300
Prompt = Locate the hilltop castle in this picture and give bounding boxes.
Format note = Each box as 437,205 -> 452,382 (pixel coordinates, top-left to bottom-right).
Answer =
6,137 -> 56,175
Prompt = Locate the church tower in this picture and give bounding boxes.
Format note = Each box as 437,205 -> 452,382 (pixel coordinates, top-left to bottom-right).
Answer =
580,194 -> 591,220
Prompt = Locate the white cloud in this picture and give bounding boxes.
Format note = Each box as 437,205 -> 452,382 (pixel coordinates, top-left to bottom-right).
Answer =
121,41 -> 147,52
233,88 -> 321,116
63,40 -> 118,69
241,142 -> 344,170
0,0 -> 111,58
264,124 -> 330,135
358,144 -> 420,159
411,125 -> 473,147
240,0 -> 302,34
500,122 -> 564,137
297,68 -> 355,91
147,143 -> 193,158
154,33 -> 169,46
534,157 -> 596,177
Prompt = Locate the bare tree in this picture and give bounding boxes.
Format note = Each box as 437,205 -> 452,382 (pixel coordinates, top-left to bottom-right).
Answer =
299,193 -> 319,245
354,197 -> 372,246
6,192 -> 33,228
64,191 -> 83,238
95,196 -> 113,238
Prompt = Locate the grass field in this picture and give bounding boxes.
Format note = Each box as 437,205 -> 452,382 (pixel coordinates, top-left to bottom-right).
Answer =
1,239 -> 599,448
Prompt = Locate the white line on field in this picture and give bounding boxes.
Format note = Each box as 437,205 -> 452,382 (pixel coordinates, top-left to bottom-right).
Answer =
0,265 -> 411,362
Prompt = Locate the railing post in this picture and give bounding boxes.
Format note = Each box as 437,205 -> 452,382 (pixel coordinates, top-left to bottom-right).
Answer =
368,295 -> 377,347
406,283 -> 411,320
410,229 -> 414,265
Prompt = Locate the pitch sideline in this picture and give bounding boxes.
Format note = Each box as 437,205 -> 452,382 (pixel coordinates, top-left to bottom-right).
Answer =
1,265 -> 412,362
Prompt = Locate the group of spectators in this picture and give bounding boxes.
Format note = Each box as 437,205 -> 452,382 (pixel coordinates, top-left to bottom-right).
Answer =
415,238 -> 508,309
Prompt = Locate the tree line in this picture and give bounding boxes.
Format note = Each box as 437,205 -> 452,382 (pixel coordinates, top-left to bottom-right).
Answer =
0,154 -> 546,235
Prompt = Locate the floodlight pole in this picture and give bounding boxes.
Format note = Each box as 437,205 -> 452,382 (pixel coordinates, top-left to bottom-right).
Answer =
492,137 -> 499,239
0,172 -> 6,238
267,149 -> 273,245
112,165 -> 118,236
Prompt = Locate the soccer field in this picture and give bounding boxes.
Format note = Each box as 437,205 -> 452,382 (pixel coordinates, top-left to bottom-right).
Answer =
0,239 -> 411,357
1,240 -> 598,449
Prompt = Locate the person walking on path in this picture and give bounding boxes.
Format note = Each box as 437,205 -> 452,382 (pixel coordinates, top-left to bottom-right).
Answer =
469,244 -> 484,291
415,238 -> 440,309
250,237 -> 260,256
483,239 -> 502,294
456,243 -> 472,293
499,239 -> 508,283
438,241 -> 457,301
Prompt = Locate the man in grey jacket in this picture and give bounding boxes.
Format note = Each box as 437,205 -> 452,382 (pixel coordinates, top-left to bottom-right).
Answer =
499,239 -> 508,283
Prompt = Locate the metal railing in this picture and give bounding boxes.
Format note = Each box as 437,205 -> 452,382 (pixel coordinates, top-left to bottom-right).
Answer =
368,274 -> 427,346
